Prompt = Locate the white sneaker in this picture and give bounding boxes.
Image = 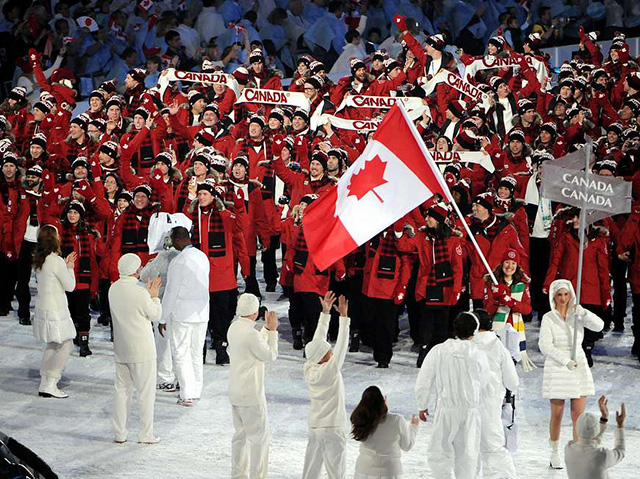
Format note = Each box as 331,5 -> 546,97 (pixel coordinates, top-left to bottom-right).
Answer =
177,398 -> 194,407
138,437 -> 160,445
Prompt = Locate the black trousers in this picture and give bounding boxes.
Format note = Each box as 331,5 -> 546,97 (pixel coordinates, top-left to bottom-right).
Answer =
244,255 -> 262,298
418,303 -> 451,348
98,278 -> 111,319
15,241 -> 37,319
347,275 -> 365,335
632,293 -> 640,334
405,264 -> 421,343
67,289 -> 91,333
290,291 -> 322,343
582,304 -> 602,349
0,253 -> 18,312
529,237 -> 551,316
611,256 -> 628,329
364,296 -> 396,365
209,289 -> 238,344
328,274 -> 350,340
261,235 -> 280,287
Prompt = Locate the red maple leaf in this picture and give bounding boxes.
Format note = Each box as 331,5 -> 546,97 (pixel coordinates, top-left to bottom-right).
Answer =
347,155 -> 388,202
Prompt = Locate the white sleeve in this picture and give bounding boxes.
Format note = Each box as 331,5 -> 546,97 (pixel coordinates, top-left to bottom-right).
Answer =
328,316 -> 350,371
53,255 -> 76,292
415,348 -> 438,411
397,415 -> 419,452
581,307 -> 605,333
251,328 -> 278,363
312,312 -> 331,342
141,294 -> 163,323
500,344 -> 520,392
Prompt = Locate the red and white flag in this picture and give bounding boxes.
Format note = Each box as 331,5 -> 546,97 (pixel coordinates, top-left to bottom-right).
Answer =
303,104 -> 451,271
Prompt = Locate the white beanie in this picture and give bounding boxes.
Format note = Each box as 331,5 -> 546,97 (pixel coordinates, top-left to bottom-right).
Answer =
118,253 -> 142,277
305,339 -> 331,364
576,412 -> 600,440
236,293 -> 260,317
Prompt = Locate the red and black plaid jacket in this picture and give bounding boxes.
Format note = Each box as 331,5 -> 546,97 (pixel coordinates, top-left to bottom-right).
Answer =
60,223 -> 95,290
65,137 -> 90,165
124,84 -> 145,119
121,129 -> 155,174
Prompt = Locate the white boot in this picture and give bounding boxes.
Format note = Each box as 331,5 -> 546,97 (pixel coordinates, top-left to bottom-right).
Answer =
549,439 -> 563,469
38,375 -> 69,399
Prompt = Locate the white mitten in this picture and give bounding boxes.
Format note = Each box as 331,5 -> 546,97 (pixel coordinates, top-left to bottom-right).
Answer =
520,350 -> 538,373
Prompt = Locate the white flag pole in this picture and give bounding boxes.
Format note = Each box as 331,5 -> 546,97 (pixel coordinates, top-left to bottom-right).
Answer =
571,141 -> 592,361
396,103 -> 499,285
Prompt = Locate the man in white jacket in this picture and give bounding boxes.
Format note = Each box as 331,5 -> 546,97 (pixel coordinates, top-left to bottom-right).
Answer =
109,253 -> 162,444
472,309 -> 519,479
565,395 -> 626,479
415,311 -> 489,479
227,293 -> 279,479
158,227 -> 210,407
302,291 -> 350,479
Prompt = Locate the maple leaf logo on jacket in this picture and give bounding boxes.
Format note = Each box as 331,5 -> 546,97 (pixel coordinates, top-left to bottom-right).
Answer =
347,155 -> 388,202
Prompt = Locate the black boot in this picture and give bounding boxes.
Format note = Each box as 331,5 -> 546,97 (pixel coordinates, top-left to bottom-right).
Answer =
417,344 -> 429,368
78,332 -> 93,357
215,341 -> 230,365
292,328 -> 304,350
19,314 -> 31,325
349,332 -> 360,352
98,313 -> 111,326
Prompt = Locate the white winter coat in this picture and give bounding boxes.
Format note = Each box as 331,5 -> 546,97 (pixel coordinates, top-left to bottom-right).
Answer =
539,280 -> 604,399
227,318 -> 278,407
109,276 -> 162,363
304,313 -> 350,428
160,246 -> 210,324
32,253 -> 76,344
472,331 -> 519,400
354,413 -> 419,477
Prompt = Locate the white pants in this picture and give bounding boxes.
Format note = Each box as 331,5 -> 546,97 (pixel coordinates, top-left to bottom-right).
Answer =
170,321 -> 207,400
231,404 -> 270,479
154,322 -> 174,384
428,407 -> 481,479
112,360 -> 156,443
41,340 -> 72,379
479,396 -> 517,479
303,427 -> 346,479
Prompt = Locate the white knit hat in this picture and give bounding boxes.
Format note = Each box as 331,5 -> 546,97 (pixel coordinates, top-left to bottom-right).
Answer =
118,253 -> 142,277
236,293 -> 260,317
305,339 -> 331,364
576,412 -> 600,439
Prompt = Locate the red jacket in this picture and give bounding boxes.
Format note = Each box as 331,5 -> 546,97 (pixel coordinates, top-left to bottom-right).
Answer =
544,228 -> 612,308
466,216 -> 528,300
271,156 -> 335,207
362,228 -> 412,300
617,206 -> 640,294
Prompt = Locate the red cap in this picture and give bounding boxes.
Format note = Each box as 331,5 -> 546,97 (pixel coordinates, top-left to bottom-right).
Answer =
502,248 -> 520,264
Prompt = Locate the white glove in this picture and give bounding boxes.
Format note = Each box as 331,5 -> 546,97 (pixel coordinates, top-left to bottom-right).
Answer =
574,305 -> 586,319
566,360 -> 578,371
520,350 -> 537,373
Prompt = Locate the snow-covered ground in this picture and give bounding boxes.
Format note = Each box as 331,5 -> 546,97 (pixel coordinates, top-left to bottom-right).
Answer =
1,281 -> 639,479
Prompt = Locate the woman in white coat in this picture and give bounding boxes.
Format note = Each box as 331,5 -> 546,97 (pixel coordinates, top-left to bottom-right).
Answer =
32,225 -> 77,398
539,279 -> 604,469
350,386 -> 419,479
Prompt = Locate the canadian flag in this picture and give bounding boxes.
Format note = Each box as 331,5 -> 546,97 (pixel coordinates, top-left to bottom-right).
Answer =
303,104 -> 451,271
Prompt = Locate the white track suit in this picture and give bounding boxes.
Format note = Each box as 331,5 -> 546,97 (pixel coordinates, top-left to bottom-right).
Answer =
415,338 -> 489,479
228,318 -> 278,479
302,313 -> 350,479
160,246 -> 210,400
472,331 -> 519,479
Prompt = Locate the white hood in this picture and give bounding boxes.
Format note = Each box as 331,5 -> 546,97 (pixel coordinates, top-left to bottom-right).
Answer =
548,279 -> 576,313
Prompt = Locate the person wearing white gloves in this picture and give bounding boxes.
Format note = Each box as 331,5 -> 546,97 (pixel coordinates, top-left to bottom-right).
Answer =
472,309 -> 519,479
158,227 -> 210,407
109,253 -> 162,444
228,293 -> 279,479
302,291 -> 350,479
539,279 -> 604,469
32,225 -> 77,399
565,395 -> 626,478
415,311 -> 489,479
351,385 -> 419,478
140,246 -> 180,392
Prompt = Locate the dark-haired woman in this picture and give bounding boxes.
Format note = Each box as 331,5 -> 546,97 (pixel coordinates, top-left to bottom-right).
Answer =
32,225 -> 77,398
351,386 -> 419,479
58,201 -> 99,357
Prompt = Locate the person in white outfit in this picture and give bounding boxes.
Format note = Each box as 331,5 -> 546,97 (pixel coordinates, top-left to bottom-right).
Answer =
565,395 -> 626,479
158,227 -> 210,407
302,291 -> 350,479
140,246 -> 180,392
415,311 -> 489,479
227,293 -> 279,479
472,309 -> 519,479
539,279 -> 604,469
109,253 -> 163,444
32,225 -> 77,399
350,385 -> 419,479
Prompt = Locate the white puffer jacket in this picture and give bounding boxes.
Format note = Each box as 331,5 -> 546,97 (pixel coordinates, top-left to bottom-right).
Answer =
539,280 -> 604,400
